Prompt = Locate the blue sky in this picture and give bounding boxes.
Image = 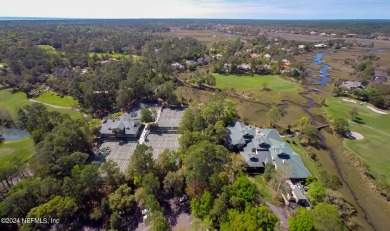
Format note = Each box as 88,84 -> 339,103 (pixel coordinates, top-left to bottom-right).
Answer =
1,0 -> 389,19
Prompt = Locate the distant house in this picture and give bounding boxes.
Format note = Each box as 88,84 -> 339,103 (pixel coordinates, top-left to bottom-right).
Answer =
223,63 -> 231,73
251,53 -> 260,58
197,57 -> 206,65
227,121 -> 311,180
237,63 -> 252,71
204,54 -> 212,63
345,34 -> 357,38
298,45 -> 306,50
55,68 -> 74,76
374,70 -> 388,83
171,62 -> 185,70
319,32 -> 326,36
185,60 -> 196,66
314,44 -> 327,48
310,31 -> 317,35
281,59 -> 291,69
340,81 -> 364,90
100,114 -> 142,139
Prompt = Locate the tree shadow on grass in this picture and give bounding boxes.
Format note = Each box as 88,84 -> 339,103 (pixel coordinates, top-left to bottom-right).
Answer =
352,117 -> 365,124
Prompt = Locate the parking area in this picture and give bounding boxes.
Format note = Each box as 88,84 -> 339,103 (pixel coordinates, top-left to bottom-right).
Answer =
157,107 -> 185,128
99,141 -> 138,173
144,133 -> 181,158
135,199 -> 192,231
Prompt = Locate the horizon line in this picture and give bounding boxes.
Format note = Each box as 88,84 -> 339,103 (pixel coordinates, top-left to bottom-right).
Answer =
1,17 -> 390,21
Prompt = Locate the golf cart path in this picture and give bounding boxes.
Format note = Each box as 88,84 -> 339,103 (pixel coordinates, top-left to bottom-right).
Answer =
29,99 -> 72,109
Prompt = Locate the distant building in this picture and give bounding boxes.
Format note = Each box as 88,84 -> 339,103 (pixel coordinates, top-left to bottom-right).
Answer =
264,54 -> 271,59
227,121 -> 311,180
223,63 -> 231,73
185,60 -> 196,66
237,63 -> 252,71
314,44 -> 327,48
171,62 -> 185,70
340,81 -> 364,90
197,57 -> 206,65
204,54 -> 212,63
374,70 -> 388,83
100,114 -> 142,139
298,45 -> 306,50
310,31 -> 317,35
281,59 -> 291,69
345,34 -> 357,38
55,68 -> 74,76
285,181 -> 312,207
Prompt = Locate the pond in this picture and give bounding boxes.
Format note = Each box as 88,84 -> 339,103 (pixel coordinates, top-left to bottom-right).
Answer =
0,127 -> 30,141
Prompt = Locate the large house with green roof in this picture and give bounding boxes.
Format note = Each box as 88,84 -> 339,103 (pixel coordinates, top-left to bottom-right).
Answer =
227,121 -> 311,180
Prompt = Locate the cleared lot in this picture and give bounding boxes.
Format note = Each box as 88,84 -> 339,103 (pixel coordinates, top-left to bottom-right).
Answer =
99,141 -> 138,173
144,133 -> 181,158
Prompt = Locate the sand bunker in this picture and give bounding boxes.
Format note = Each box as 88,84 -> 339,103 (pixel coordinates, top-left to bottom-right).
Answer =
342,98 -> 357,103
367,106 -> 388,115
351,132 -> 364,140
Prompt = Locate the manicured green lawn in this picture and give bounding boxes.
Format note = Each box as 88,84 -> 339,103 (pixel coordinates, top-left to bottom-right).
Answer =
324,97 -> 390,184
325,97 -> 390,132
88,52 -> 140,60
213,74 -> 300,92
0,89 -> 31,115
109,111 -> 123,119
0,138 -> 34,168
0,89 -> 84,120
35,91 -> 78,107
345,123 -> 390,184
249,175 -> 276,204
37,45 -> 58,55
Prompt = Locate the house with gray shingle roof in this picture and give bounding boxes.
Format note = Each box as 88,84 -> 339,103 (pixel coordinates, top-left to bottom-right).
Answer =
100,114 -> 142,139
374,70 -> 388,83
340,81 -> 364,90
227,121 -> 311,180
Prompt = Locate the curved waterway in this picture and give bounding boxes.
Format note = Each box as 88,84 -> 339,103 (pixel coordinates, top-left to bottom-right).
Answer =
368,48 -> 386,54
287,90 -> 377,230
311,51 -> 334,87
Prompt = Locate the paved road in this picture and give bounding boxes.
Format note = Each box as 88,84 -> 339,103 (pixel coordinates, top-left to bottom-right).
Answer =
265,201 -> 289,231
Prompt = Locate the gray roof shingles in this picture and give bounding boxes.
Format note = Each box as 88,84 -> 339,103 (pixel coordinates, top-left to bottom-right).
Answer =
101,114 -> 141,136
227,121 -> 311,179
